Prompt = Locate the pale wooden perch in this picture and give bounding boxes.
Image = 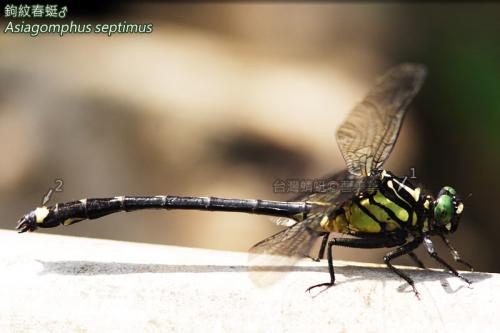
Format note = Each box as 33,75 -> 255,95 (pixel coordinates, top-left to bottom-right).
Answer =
0,230 -> 497,332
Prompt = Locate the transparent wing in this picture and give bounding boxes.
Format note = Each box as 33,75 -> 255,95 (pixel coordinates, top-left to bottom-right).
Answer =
248,221 -> 320,287
336,63 -> 427,176
251,170 -> 359,286
270,170 -> 359,227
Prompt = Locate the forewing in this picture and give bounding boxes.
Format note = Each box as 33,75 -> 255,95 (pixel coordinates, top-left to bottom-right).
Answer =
336,63 -> 427,176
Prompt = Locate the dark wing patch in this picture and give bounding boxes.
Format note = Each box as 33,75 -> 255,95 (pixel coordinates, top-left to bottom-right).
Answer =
336,63 -> 427,176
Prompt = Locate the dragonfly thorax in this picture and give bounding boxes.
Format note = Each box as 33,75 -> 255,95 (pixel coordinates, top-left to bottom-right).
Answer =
315,169 -> 425,235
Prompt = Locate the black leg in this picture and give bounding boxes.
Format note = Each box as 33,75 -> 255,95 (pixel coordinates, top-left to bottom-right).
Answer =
309,233 -> 329,262
306,239 -> 336,295
306,235 -> 406,295
408,252 -> 426,269
424,236 -> 472,285
440,234 -> 474,272
383,237 -> 423,298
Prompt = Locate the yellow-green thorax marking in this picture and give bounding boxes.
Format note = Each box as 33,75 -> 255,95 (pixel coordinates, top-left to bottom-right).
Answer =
313,170 -> 425,235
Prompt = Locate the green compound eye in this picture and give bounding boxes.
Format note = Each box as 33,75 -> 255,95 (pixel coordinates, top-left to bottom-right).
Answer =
434,194 -> 454,225
439,185 -> 457,197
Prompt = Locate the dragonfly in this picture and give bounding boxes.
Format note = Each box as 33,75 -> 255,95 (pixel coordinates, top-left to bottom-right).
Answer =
16,63 -> 472,297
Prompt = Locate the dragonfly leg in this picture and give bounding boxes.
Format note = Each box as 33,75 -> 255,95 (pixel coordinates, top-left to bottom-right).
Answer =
306,239 -> 336,295
306,235 -> 405,295
440,234 -> 474,271
308,233 -> 329,262
383,237 -> 423,298
408,252 -> 426,269
424,236 -> 472,285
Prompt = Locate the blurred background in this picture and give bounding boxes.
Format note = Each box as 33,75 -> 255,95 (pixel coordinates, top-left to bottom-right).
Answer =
1,3 -> 499,272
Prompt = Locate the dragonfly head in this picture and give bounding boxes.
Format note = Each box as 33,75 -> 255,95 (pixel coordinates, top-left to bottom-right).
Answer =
430,186 -> 463,234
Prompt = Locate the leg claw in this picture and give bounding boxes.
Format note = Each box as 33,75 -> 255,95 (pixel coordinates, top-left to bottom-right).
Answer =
411,286 -> 421,300
306,282 -> 333,297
